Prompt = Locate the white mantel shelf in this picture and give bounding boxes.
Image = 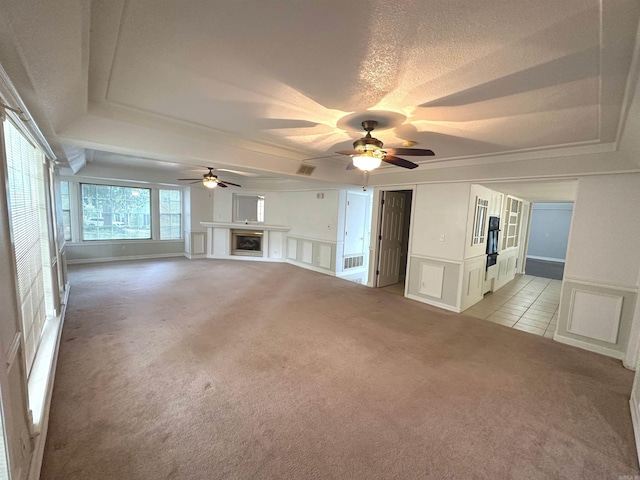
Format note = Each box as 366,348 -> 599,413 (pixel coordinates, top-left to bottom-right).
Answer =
200,222 -> 291,262
200,222 -> 291,232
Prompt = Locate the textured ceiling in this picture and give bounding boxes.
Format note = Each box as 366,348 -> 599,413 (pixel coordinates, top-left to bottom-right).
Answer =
1,0 -> 640,192
90,0 -> 637,156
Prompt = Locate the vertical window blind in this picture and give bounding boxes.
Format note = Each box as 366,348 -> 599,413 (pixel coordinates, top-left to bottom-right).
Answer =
4,118 -> 50,373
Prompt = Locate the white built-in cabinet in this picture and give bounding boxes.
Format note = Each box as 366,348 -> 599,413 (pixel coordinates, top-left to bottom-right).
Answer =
503,197 -> 522,250
489,192 -> 503,216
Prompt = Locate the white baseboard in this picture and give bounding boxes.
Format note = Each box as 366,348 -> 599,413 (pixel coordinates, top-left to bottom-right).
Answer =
206,254 -> 285,263
285,259 -> 336,276
27,285 -> 69,480
406,293 -> 461,313
527,255 -> 566,262
553,333 -> 624,360
66,253 -> 184,264
183,253 -> 206,260
336,267 -> 368,278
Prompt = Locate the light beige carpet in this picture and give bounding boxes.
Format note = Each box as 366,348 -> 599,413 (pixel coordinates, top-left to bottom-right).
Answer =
41,258 -> 638,479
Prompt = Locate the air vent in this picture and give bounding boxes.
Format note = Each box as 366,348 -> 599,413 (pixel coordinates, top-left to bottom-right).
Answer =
344,255 -> 364,270
296,164 -> 316,176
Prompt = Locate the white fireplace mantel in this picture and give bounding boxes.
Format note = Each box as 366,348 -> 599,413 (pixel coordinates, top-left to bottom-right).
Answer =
200,222 -> 291,261
200,222 -> 291,232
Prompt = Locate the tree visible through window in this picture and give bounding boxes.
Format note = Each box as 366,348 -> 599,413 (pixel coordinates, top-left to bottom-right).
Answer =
159,190 -> 182,240
81,184 -> 151,240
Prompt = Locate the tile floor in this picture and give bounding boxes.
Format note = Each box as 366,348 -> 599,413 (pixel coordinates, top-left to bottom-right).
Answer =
465,275 -> 561,338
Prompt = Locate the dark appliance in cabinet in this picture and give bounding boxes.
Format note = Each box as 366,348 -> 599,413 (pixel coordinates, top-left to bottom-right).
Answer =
486,216 -> 500,269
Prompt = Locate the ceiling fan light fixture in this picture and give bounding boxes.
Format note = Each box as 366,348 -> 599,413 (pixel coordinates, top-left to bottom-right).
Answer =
352,154 -> 382,172
203,178 -> 218,189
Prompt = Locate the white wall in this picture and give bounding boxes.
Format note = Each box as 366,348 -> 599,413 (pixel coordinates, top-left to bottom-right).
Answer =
565,175 -> 640,286
527,203 -> 573,261
269,190 -> 341,242
410,183 -> 470,261
184,186 -> 213,230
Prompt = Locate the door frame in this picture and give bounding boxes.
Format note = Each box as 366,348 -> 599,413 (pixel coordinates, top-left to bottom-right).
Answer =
368,185 -> 417,292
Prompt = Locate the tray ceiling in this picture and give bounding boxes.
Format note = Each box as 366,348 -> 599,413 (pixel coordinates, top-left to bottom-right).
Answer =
1,0 -> 640,187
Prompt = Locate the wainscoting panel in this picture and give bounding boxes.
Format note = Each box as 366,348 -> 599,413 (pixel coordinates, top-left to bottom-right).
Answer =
286,236 -> 337,276
287,238 -> 297,260
407,256 -> 462,312
319,244 -> 332,269
419,264 -> 444,298
192,232 -> 206,256
184,231 -> 207,259
66,240 -> 185,264
556,278 -> 638,359
302,241 -> 313,264
268,231 -> 284,259
567,290 -> 622,344
212,228 -> 230,256
494,248 -> 517,291
461,256 -> 487,311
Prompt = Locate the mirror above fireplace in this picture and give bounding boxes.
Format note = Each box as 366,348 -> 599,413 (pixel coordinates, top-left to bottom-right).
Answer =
233,194 -> 265,223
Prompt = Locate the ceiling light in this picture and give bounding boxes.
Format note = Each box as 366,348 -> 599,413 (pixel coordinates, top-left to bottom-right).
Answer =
203,178 -> 218,189
352,153 -> 382,172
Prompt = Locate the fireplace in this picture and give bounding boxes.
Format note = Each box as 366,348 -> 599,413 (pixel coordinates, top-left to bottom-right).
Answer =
231,230 -> 263,256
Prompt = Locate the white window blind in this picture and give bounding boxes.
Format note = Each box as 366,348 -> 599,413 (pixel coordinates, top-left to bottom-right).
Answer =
4,118 -> 49,373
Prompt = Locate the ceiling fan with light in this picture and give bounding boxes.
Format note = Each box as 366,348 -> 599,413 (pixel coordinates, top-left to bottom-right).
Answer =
178,167 -> 242,189
337,120 -> 435,172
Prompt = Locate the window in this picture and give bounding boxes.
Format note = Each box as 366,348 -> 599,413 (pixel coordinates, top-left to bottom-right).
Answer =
233,194 -> 265,223
81,184 -> 151,240
60,180 -> 71,241
471,197 -> 488,245
159,189 -> 182,239
4,118 -> 53,372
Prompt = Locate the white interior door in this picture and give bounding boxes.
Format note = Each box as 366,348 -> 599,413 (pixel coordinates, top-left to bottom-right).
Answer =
377,191 -> 406,287
344,193 -> 368,255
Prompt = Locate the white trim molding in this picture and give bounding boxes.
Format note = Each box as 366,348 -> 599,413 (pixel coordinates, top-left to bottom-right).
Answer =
67,252 -> 184,264
556,277 -> 638,360
406,294 -> 462,313
553,333 -> 625,360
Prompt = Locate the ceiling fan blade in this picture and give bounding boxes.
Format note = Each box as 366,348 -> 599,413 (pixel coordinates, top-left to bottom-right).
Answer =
336,150 -> 360,156
190,180 -> 201,184
382,155 -> 419,169
178,178 -> 203,181
219,180 -> 242,187
384,148 -> 435,156
346,162 -> 356,170
217,183 -> 228,188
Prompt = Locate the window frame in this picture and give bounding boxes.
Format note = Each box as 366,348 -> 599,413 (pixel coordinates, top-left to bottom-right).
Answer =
159,189 -> 182,240
59,180 -> 72,241
80,183 -> 152,241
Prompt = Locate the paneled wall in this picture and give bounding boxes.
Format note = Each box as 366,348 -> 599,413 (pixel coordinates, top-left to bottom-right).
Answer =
557,174 -> 640,359
403,183 -> 471,311
184,186 -> 213,259
66,240 -> 184,264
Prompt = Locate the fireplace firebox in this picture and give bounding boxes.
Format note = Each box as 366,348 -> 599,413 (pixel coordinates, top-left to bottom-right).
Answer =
231,230 -> 263,256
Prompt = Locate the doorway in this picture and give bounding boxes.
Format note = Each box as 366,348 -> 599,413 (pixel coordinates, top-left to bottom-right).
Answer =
375,190 -> 412,294
524,203 -> 574,280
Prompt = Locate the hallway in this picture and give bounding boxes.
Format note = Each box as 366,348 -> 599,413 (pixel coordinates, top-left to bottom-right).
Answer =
464,275 -> 560,338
